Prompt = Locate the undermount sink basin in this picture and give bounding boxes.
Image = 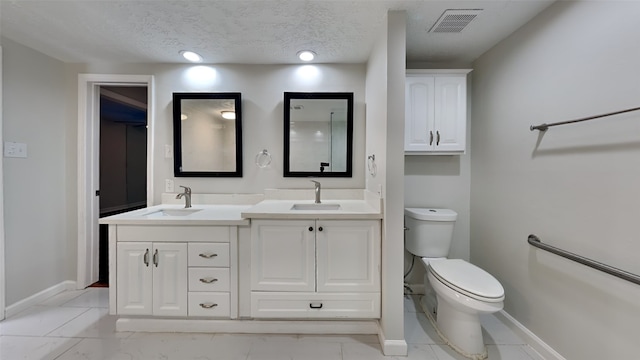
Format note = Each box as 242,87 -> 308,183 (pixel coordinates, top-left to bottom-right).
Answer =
145,208 -> 202,217
291,203 -> 342,211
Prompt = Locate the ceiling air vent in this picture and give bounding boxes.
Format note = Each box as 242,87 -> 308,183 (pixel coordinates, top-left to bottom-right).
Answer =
428,9 -> 483,33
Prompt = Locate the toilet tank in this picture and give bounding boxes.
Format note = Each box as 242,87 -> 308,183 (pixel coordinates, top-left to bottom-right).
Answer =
404,208 -> 457,258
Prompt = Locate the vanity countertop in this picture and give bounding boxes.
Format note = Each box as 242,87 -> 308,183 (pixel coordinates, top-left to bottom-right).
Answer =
241,200 -> 383,220
99,204 -> 252,226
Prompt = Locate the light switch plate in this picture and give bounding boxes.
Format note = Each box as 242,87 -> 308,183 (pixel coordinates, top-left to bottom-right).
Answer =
4,142 -> 28,158
165,179 -> 174,193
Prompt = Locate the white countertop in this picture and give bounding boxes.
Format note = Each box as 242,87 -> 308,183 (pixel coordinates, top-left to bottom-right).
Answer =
100,193 -> 382,225
241,200 -> 383,220
99,204 -> 252,226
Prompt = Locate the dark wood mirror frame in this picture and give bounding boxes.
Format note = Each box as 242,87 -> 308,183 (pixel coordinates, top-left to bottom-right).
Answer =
284,92 -> 354,178
173,92 -> 243,177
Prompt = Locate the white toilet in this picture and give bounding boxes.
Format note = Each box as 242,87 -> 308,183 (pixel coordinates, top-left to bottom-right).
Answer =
404,208 -> 505,360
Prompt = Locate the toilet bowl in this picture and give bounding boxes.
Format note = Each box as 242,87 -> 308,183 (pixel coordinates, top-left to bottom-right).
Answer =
404,208 -> 505,360
425,258 -> 504,358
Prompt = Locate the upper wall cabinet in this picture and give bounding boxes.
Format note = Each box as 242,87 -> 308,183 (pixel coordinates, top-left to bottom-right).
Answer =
173,93 -> 242,177
405,70 -> 471,154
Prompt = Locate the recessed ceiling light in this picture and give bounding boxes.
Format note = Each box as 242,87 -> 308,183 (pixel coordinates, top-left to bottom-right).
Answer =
297,50 -> 316,62
221,111 -> 236,120
180,50 -> 203,63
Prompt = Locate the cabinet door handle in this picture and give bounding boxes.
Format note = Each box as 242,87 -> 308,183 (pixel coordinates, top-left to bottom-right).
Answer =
199,253 -> 218,259
436,131 -> 440,146
308,227 -> 314,232
143,249 -> 150,267
153,249 -> 159,267
199,278 -> 219,284
429,130 -> 434,145
309,303 -> 323,309
318,226 -> 323,232
199,303 -> 218,309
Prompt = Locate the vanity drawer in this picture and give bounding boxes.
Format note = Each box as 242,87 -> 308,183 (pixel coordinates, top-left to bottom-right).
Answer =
117,226 -> 230,243
188,292 -> 230,317
188,268 -> 230,292
250,292 -> 380,319
188,243 -> 229,267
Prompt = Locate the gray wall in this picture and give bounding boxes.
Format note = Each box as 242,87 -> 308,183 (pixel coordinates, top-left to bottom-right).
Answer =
471,2 -> 640,359
2,39 -> 368,306
365,11 -> 407,352
403,75 -> 472,287
3,38 -> 73,305
71,62 -> 367,205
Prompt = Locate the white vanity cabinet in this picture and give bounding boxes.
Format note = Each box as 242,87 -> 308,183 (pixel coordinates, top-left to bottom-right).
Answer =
117,242 -> 187,316
405,70 -> 470,154
186,242 -> 232,317
113,225 -> 237,319
250,219 -> 381,318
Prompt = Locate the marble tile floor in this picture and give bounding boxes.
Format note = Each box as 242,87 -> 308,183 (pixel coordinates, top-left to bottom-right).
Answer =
0,288 -> 546,360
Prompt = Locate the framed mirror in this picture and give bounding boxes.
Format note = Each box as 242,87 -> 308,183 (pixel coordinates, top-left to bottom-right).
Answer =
284,92 -> 354,177
173,92 -> 242,177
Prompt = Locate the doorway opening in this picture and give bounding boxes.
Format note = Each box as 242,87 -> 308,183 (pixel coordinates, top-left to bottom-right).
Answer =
77,74 -> 154,290
95,86 -> 148,287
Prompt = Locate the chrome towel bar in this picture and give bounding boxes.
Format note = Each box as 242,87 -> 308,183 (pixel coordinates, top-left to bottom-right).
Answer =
528,234 -> 640,286
529,105 -> 640,131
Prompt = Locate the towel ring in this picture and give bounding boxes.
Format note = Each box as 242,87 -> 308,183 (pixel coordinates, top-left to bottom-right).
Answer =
367,154 -> 377,177
255,149 -> 272,168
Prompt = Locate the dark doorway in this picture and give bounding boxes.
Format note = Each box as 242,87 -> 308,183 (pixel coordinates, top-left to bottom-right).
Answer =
96,86 -> 148,286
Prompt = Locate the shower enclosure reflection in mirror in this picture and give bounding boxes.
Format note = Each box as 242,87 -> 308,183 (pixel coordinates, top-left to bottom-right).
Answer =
284,92 -> 353,177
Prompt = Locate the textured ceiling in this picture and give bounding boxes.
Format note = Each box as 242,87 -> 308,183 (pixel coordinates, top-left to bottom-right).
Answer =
0,0 -> 555,65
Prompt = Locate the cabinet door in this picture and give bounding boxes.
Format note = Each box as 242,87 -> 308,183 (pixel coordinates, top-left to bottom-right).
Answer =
433,76 -> 466,152
152,242 -> 188,316
405,75 -> 436,151
117,242 -> 153,315
251,220 -> 315,292
316,220 -> 381,292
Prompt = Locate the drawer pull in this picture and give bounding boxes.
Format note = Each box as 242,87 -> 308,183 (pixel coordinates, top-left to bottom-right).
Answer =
199,303 -> 218,309
309,303 -> 323,309
199,278 -> 219,284
199,253 -> 218,259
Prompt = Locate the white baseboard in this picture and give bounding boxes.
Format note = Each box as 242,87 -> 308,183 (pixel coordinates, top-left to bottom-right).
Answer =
6,280 -> 77,318
116,318 -> 379,334
496,310 -> 566,360
377,324 -> 408,356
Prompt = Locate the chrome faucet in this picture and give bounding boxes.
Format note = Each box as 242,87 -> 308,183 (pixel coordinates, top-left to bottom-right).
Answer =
176,186 -> 192,208
310,180 -> 321,204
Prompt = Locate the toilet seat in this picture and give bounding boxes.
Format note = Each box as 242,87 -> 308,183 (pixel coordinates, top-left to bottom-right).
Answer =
428,259 -> 504,302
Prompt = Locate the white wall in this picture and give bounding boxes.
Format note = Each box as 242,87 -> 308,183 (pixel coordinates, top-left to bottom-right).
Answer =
403,76 -> 472,286
0,44 -> 6,318
471,2 -> 640,359
2,38 -> 72,305
366,11 -> 407,355
2,40 -> 367,304
71,63 -> 367,204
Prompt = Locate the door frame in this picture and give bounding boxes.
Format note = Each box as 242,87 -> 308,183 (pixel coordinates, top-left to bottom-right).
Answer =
77,74 -> 155,289
0,46 -> 6,319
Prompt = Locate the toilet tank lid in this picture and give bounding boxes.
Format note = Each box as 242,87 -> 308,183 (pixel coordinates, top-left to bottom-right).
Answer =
404,208 -> 457,221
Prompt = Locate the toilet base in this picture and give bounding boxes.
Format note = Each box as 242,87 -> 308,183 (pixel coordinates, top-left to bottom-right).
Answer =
422,273 -> 438,316
419,296 -> 488,360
